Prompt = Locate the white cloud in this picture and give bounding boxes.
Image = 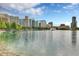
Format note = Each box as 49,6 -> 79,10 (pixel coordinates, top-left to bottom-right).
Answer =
63,3 -> 79,9
0,3 -> 40,10
62,3 -> 79,16
0,3 -> 45,15
25,6 -> 46,15
25,7 -> 43,15
63,5 -> 73,9
53,10 -> 61,13
0,11 -> 15,16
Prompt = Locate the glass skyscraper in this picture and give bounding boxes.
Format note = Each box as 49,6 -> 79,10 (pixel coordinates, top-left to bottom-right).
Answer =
71,16 -> 77,30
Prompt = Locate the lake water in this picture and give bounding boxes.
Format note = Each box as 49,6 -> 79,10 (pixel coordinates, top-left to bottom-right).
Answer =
0,30 -> 79,56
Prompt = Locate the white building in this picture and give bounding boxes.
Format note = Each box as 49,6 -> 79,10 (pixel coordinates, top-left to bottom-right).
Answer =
0,13 -> 10,23
39,20 -> 47,28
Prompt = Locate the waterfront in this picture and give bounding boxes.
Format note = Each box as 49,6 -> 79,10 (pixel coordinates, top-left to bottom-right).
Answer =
0,30 -> 79,56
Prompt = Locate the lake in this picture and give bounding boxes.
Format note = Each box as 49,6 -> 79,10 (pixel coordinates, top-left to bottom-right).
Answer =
0,30 -> 79,56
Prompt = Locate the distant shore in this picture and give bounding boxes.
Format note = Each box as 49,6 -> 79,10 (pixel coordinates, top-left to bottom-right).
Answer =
0,29 -> 78,32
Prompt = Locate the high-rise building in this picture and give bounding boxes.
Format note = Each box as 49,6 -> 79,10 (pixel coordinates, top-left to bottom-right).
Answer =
0,13 -> 19,24
19,19 -> 23,26
10,16 -> 15,23
24,16 -> 29,27
32,20 -> 35,28
15,16 -> 19,24
71,16 -> 77,30
39,20 -> 47,28
48,22 -> 53,28
21,19 -> 25,26
0,13 -> 10,23
10,16 -> 19,24
35,20 -> 39,28
28,19 -> 32,28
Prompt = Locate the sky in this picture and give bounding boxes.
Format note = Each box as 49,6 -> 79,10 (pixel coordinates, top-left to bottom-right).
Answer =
0,3 -> 79,27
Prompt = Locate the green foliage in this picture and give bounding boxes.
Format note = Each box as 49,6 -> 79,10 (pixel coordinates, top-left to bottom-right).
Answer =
6,22 -> 11,30
11,22 -> 17,29
0,21 -> 7,29
16,24 -> 23,30
10,22 -> 26,30
0,21 -> 26,30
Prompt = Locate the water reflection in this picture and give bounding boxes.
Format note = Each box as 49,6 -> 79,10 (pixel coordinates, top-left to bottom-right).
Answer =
72,31 -> 77,47
0,31 -> 17,44
0,31 -> 79,55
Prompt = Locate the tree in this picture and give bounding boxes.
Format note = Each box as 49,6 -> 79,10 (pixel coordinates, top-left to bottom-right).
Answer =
2,22 -> 7,29
11,22 -> 17,29
0,21 -> 7,29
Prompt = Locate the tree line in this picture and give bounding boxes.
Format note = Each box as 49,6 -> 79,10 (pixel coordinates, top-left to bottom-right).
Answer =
0,21 -> 26,30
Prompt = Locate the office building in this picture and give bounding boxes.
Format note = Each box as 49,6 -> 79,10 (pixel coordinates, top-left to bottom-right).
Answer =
71,16 -> 77,30
48,22 -> 53,28
39,20 -> 47,28
0,13 -> 10,23
32,19 -> 35,28
28,19 -> 32,28
24,16 -> 29,27
34,20 -> 39,28
58,24 -> 70,30
10,16 -> 19,24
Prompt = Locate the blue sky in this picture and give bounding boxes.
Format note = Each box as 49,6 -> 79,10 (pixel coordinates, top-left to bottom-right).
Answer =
0,3 -> 79,27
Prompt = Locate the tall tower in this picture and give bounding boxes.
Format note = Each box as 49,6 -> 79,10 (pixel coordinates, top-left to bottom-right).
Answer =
32,20 -> 35,28
71,16 -> 77,30
40,20 -> 46,28
48,22 -> 53,28
15,16 -> 19,24
24,16 -> 29,27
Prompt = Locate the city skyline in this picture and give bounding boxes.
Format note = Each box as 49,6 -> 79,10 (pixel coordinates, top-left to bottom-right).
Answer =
0,3 -> 79,26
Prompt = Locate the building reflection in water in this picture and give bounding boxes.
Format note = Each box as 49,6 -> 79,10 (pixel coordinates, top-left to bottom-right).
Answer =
72,31 -> 77,47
